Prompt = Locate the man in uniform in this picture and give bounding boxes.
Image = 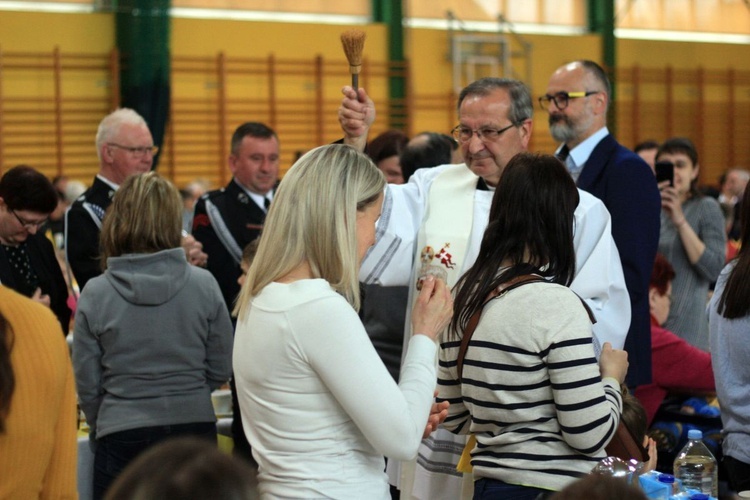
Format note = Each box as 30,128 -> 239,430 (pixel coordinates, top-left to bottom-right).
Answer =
192,121 -> 280,462
192,122 -> 279,311
66,108 -> 156,290
66,108 -> 207,291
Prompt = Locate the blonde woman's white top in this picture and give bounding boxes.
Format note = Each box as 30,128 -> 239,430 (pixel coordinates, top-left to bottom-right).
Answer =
233,278 -> 437,500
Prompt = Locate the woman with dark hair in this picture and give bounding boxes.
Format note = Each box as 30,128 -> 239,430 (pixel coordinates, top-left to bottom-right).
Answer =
0,286 -> 77,498
0,165 -> 71,333
437,153 -> 628,498
73,172 -> 233,499
656,138 -> 725,350
708,183 -> 750,492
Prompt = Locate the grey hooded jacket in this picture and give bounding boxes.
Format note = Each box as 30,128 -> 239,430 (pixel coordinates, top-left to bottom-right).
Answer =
72,247 -> 233,438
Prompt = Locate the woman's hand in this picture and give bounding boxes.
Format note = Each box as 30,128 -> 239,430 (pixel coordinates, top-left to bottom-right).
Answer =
423,391 -> 450,438
31,287 -> 51,308
659,183 -> 687,227
599,342 -> 629,384
411,275 -> 453,341
659,181 -> 707,265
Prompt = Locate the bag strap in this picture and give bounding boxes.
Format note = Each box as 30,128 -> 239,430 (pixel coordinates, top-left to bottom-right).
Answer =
606,418 -> 650,462
456,274 -> 544,381
606,385 -> 651,462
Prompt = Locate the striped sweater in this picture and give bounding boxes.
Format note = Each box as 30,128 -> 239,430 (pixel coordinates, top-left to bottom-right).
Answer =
438,282 -> 622,492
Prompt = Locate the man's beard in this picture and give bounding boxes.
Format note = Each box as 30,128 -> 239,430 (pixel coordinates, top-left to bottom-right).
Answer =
549,114 -> 577,143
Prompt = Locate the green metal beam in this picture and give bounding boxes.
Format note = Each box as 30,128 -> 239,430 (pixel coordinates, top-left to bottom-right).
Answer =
115,0 -> 171,168
587,0 -> 616,130
372,0 -> 406,130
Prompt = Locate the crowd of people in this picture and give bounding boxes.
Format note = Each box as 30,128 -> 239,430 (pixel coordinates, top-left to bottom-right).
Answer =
0,58 -> 749,499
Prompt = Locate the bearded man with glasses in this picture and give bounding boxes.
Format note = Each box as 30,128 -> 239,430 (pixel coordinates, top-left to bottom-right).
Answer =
542,60 -> 661,389
339,77 -> 630,499
0,165 -> 70,334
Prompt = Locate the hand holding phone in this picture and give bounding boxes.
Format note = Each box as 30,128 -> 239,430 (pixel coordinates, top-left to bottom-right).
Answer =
655,160 -> 674,187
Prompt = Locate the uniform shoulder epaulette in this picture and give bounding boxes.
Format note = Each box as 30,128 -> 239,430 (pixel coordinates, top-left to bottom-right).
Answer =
202,188 -> 226,201
72,191 -> 88,205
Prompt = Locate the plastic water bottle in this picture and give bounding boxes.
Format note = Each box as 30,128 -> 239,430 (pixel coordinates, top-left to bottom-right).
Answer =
673,429 -> 718,497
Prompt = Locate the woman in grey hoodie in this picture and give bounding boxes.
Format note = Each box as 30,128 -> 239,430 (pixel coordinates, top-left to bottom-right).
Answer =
72,172 -> 234,500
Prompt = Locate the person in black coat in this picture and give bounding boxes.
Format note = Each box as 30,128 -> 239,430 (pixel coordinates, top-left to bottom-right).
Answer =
192,121 -> 280,464
0,165 -> 71,334
66,108 -> 208,292
65,108 -> 156,291
192,122 -> 279,312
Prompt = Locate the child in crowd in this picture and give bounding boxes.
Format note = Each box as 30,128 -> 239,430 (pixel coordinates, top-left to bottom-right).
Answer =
105,437 -> 258,500
621,388 -> 658,472
236,238 -> 260,289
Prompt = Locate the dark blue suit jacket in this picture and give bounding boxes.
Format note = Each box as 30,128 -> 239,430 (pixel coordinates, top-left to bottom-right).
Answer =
577,133 -> 661,387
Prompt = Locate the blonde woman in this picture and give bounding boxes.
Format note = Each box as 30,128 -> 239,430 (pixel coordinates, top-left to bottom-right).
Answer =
233,144 -> 453,499
73,172 -> 233,499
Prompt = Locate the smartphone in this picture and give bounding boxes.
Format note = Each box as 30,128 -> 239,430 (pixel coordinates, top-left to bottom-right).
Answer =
655,160 -> 674,187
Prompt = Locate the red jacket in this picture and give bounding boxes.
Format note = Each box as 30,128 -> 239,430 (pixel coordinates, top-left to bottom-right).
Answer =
634,316 -> 715,424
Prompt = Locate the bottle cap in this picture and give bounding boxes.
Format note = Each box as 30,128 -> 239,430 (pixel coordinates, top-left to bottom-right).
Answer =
687,429 -> 703,440
657,473 -> 675,483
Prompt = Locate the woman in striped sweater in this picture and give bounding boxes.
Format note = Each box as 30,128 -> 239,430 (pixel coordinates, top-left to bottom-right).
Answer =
438,153 -> 629,499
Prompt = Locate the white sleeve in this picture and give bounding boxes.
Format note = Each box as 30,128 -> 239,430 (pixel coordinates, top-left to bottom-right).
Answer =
359,166 -> 442,287
570,190 -> 631,351
297,299 -> 437,460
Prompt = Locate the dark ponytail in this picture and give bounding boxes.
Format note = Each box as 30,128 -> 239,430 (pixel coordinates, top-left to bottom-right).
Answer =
0,314 -> 14,433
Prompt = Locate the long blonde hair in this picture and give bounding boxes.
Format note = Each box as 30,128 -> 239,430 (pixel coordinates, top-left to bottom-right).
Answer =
99,172 -> 183,268
234,144 -> 384,319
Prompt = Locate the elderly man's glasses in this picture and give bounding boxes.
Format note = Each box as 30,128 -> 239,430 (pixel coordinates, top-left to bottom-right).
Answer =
108,143 -> 159,158
11,209 -> 47,231
451,123 -> 518,143
538,91 -> 600,110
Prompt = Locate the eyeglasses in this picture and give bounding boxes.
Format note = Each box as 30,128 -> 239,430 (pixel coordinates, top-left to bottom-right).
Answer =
108,143 -> 159,158
11,209 -> 47,231
451,123 -> 518,143
538,91 -> 600,110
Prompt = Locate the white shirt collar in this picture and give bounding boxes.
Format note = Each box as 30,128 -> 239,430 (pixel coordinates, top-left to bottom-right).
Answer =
566,126 -> 609,168
233,179 -> 273,211
96,174 -> 119,191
